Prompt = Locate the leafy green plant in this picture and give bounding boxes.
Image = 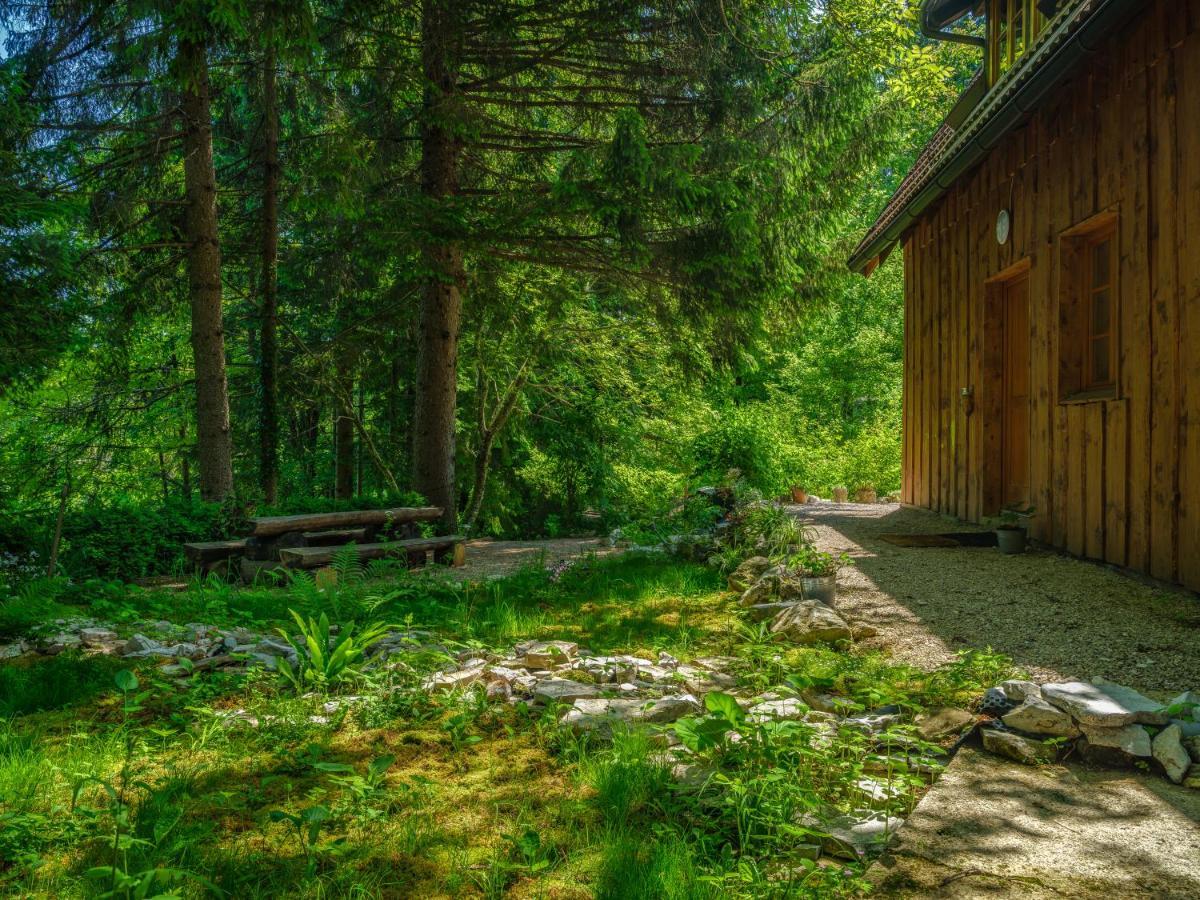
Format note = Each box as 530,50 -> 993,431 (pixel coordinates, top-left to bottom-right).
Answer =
780,545 -> 852,578
268,805 -> 341,876
274,609 -> 393,693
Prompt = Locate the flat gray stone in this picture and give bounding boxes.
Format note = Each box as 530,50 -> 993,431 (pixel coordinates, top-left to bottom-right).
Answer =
560,694 -> 700,737
981,729 -> 1057,766
747,698 -> 808,723
1080,723 -> 1152,757
746,602 -> 798,622
1152,724 -> 1191,784
999,679 -> 1042,705
770,600 -> 851,644
866,746 -> 1200,898
1002,696 -> 1080,738
1041,680 -> 1167,728
814,810 -> 904,860
915,707 -> 975,741
522,640 -> 577,669
727,556 -> 771,592
533,678 -> 601,704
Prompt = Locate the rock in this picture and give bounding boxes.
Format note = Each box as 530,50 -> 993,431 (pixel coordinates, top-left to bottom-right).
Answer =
801,691 -> 858,715
1079,723 -> 1152,757
1172,719 -> 1200,738
657,651 -> 679,669
560,694 -> 700,737
533,678 -> 602,705
844,714 -> 902,735
739,576 -> 779,608
855,777 -> 904,808
981,728 -> 1058,765
746,602 -> 797,622
727,556 -> 771,592
770,601 -> 851,645
692,656 -> 738,673
522,640 -> 577,669
999,679 -> 1042,705
1185,735 -> 1200,760
253,638 -> 295,658
1041,680 -> 1167,728
811,810 -> 904,860
747,698 -> 808,723
0,641 -> 27,659
424,665 -> 486,691
1166,690 -> 1200,716
486,679 -> 512,701
1151,724 -> 1191,784
915,707 -> 975,741
1184,765 -> 1200,790
41,632 -> 82,655
1002,697 -> 1080,738
670,760 -> 717,789
851,623 -> 879,640
80,628 -> 118,647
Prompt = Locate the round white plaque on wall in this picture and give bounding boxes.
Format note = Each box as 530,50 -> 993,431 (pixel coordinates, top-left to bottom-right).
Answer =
996,208 -> 1012,245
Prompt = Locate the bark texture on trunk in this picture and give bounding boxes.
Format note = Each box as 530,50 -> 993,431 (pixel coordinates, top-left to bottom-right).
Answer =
413,0 -> 464,532
180,37 -> 233,501
259,42 -> 280,504
335,367 -> 355,499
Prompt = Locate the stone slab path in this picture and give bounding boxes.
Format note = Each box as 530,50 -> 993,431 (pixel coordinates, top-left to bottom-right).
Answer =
867,746 -> 1200,898
794,502 -> 1200,697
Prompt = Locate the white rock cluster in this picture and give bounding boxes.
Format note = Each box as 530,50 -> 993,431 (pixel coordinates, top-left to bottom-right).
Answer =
980,677 -> 1200,788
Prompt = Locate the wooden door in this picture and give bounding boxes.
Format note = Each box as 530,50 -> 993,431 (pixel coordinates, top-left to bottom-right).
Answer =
1001,273 -> 1030,508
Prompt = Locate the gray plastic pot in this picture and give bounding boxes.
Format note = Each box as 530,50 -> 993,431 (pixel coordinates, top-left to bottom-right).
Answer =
800,574 -> 837,604
995,527 -> 1027,555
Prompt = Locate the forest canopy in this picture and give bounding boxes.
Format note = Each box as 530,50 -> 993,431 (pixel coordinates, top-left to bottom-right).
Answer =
0,1 -> 974,579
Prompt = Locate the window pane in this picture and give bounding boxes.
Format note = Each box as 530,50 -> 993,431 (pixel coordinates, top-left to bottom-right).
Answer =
1091,287 -> 1110,337
1092,238 -> 1110,287
1091,336 -> 1111,385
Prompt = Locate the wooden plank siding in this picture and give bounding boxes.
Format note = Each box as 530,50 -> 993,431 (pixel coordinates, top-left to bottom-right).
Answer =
899,1 -> 1200,592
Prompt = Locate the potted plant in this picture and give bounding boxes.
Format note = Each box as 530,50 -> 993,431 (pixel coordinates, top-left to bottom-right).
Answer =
996,506 -> 1035,555
783,544 -> 852,604
790,485 -> 808,504
831,485 -> 849,503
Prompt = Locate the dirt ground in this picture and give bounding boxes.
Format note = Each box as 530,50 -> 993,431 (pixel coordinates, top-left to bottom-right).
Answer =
794,502 -> 1200,698
447,536 -> 622,581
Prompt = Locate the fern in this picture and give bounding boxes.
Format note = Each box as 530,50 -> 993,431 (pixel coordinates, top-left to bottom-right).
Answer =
331,544 -> 365,584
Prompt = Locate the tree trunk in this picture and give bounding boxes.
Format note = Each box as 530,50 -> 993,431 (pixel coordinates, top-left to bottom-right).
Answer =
259,41 -> 280,504
464,358 -> 531,532
412,0 -> 464,532
335,367 -> 355,499
180,37 -> 233,501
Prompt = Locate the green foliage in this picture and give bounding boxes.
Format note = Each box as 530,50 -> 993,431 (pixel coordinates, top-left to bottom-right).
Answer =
274,609 -> 393,694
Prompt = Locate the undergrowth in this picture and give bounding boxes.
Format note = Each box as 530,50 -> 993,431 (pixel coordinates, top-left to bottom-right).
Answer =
0,554 -> 1012,898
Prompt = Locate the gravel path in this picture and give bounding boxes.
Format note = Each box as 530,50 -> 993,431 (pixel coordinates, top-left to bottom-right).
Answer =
795,502 -> 1200,698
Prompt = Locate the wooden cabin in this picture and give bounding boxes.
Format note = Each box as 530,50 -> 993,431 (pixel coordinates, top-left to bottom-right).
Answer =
850,0 -> 1200,592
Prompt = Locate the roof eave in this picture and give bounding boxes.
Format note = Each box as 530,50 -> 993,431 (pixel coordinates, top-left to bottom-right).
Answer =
849,0 -> 1142,275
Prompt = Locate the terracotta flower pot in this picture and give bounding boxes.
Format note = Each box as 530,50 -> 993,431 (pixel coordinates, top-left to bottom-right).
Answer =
831,486 -> 849,503
855,487 -> 877,504
790,486 -> 808,504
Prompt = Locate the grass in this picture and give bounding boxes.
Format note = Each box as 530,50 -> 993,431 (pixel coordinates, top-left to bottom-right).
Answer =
0,553 -> 1014,898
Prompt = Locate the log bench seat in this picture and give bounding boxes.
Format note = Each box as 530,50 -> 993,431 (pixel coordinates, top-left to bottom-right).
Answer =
278,535 -> 465,570
183,539 -> 248,572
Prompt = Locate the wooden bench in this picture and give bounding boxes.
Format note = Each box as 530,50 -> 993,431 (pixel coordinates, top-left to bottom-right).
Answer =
278,536 -> 466,570
183,539 -> 248,575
